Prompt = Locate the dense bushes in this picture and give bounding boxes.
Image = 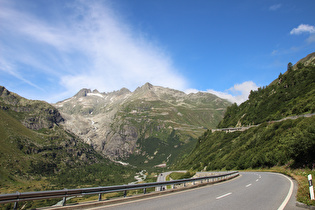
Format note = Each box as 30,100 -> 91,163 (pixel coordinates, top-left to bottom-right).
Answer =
218,65 -> 315,128
177,116 -> 315,170
53,163 -> 136,188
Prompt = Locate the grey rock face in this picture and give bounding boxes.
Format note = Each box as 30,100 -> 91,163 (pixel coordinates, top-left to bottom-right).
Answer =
0,86 -> 64,130
54,83 -> 231,160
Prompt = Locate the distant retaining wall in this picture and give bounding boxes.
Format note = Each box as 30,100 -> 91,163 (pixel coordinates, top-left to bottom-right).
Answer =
212,113 -> 315,133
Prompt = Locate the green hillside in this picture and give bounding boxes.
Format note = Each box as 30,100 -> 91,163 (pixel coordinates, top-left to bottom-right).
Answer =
117,96 -> 225,168
176,116 -> 314,170
0,87 -> 137,197
218,53 -> 315,128
175,52 -> 315,171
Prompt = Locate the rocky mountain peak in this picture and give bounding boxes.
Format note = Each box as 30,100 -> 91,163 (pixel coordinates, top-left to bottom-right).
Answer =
118,87 -> 131,94
134,82 -> 153,92
0,85 -> 64,130
0,86 -> 10,96
143,82 -> 153,89
293,52 -> 315,69
74,88 -> 92,98
132,82 -> 159,100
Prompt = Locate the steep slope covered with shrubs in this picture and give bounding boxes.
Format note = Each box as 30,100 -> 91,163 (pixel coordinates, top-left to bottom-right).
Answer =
176,52 -> 315,171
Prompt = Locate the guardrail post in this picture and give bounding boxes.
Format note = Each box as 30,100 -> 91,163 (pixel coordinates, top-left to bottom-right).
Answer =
13,202 -> 18,210
172,184 -> 175,189
123,190 -> 127,198
62,188 -> 69,206
62,189 -> 67,206
143,188 -> 146,194
13,191 -> 19,210
98,193 -> 102,201
62,196 -> 66,206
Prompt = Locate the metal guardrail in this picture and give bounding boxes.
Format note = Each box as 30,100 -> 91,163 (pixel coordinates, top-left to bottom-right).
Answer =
0,171 -> 238,209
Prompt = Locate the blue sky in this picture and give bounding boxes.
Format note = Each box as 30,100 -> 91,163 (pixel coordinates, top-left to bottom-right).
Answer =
1,0 -> 314,104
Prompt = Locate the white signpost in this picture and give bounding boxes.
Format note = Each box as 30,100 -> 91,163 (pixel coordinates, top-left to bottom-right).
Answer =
308,174 -> 314,200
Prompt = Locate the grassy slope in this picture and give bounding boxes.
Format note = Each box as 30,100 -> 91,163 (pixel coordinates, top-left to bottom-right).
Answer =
0,109 -> 40,190
175,62 -> 315,171
0,90 -> 138,208
218,64 -> 315,128
118,97 -> 227,169
176,116 -> 315,170
0,109 -> 137,193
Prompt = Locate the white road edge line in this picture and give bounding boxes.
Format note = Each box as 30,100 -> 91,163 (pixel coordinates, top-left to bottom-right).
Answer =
246,184 -> 252,187
216,192 -> 232,199
277,173 -> 294,210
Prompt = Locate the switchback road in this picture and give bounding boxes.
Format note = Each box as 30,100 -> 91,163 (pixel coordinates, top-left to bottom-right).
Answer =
88,172 -> 300,210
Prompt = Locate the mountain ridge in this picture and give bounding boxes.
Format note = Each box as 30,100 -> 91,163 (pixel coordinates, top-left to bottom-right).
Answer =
0,86 -> 137,199
54,83 -> 231,167
0,86 -> 64,130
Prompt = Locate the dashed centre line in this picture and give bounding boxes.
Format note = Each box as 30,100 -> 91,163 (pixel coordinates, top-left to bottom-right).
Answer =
246,184 -> 252,187
256,179 -> 259,182
216,192 -> 232,199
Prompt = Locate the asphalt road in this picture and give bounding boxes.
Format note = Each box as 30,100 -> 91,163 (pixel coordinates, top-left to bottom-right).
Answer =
89,172 -> 300,210
155,171 -> 187,191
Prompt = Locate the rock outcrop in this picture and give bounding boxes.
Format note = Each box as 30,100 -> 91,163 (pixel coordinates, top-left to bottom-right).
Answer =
54,83 -> 231,166
0,86 -> 64,130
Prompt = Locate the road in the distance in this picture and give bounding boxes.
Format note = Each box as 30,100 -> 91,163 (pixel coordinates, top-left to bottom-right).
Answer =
155,171 -> 187,191
89,172 -> 300,210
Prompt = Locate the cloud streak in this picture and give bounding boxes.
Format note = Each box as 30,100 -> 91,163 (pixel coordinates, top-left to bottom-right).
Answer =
269,4 -> 281,11
0,0 -> 187,102
290,24 -> 315,35
186,81 -> 259,105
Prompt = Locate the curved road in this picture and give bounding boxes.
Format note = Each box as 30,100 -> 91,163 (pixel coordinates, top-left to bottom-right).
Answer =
89,172 -> 300,210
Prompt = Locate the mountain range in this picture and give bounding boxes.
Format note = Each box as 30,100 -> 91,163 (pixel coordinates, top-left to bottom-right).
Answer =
54,82 -> 231,167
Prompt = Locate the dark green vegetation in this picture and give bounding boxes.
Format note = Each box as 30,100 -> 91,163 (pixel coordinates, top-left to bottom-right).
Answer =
177,116 -> 314,170
123,129 -> 197,170
169,171 -> 196,180
218,56 -> 315,128
0,87 -> 137,208
176,52 -> 315,171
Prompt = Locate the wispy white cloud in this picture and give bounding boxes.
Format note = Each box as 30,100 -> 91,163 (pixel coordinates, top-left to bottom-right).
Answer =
306,34 -> 315,43
290,24 -> 315,35
0,0 -> 187,102
0,57 -> 44,91
269,4 -> 281,11
185,81 -> 259,105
